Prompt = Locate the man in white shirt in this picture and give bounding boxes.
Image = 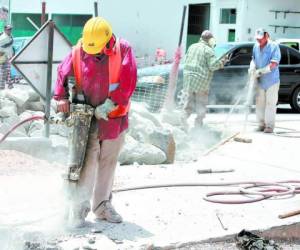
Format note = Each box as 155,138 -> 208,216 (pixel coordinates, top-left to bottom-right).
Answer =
0,24 -> 14,89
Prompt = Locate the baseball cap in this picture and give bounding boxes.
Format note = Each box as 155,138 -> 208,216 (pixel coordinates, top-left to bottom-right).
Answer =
255,28 -> 267,39
4,24 -> 12,30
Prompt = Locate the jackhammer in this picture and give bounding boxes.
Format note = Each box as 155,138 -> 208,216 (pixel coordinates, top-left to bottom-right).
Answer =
0,88 -> 94,225
51,83 -> 95,226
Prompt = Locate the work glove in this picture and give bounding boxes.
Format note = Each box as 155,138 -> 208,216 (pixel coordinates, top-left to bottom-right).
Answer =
94,98 -> 116,121
255,65 -> 271,78
220,55 -> 229,69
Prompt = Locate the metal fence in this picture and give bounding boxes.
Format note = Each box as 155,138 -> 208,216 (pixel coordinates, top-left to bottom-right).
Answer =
131,80 -> 169,113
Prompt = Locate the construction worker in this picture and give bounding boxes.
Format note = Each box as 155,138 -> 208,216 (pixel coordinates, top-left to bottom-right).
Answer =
181,30 -> 225,130
53,17 -> 137,224
249,28 -> 281,133
0,24 -> 14,90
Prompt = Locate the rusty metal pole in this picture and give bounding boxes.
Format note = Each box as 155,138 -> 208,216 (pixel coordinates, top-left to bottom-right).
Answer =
41,1 -> 46,25
45,20 -> 54,137
94,1 -> 98,17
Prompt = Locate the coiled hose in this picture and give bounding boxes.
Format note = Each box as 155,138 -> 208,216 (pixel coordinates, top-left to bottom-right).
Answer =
113,180 -> 300,204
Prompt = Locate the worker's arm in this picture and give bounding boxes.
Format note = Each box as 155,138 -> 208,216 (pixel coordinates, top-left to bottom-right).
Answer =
206,47 -> 224,71
270,44 -> 281,69
109,40 -> 137,106
53,52 -> 73,101
53,52 -> 73,113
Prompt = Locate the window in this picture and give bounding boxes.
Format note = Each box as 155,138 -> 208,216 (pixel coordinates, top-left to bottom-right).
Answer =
289,48 -> 300,64
220,8 -> 236,24
281,42 -> 299,51
12,13 -> 49,37
230,46 -> 253,65
280,47 -> 288,65
228,29 -> 235,42
52,14 -> 92,45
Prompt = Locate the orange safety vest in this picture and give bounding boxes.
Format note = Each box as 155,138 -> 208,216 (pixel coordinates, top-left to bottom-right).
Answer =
72,39 -> 130,119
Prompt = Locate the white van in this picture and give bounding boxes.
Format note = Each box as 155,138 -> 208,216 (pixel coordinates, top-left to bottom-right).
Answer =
276,39 -> 300,52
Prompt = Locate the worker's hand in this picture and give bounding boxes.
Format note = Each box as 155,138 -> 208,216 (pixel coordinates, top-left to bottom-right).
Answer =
219,56 -> 229,69
255,65 -> 271,78
57,99 -> 70,113
94,98 -> 116,121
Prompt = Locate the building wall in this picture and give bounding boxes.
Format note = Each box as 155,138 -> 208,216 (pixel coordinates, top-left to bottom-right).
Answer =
9,0 -> 300,60
241,0 -> 300,41
11,0 -> 95,14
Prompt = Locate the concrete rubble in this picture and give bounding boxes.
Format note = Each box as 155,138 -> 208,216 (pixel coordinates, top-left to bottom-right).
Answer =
0,85 -> 225,166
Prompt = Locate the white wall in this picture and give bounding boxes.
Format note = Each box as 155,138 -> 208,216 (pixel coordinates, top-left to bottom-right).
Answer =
11,0 -> 95,14
212,0 -> 239,43
101,0 -> 191,59
10,0 -> 300,59
240,0 -> 300,41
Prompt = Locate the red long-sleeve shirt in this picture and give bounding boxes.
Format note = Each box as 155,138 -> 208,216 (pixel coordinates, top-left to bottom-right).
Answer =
54,38 -> 137,140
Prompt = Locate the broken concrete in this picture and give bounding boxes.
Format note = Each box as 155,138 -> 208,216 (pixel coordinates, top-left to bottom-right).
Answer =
119,135 -> 167,165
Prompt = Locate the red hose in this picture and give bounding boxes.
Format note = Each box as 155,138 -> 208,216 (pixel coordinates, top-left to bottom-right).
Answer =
0,115 -> 45,143
113,180 -> 300,204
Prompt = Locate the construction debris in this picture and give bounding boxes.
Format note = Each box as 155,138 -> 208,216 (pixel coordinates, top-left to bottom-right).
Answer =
236,230 -> 281,250
279,209 -> 300,219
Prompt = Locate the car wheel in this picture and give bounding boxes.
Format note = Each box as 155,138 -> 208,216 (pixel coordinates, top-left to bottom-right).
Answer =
290,86 -> 300,113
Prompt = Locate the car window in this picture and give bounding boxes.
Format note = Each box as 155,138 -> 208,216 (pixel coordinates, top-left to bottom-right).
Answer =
280,47 -> 288,65
289,48 -> 300,64
214,44 -> 234,58
230,46 -> 253,65
281,42 -> 299,51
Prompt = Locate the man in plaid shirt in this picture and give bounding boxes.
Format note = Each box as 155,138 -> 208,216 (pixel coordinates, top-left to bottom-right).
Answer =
182,30 -> 225,130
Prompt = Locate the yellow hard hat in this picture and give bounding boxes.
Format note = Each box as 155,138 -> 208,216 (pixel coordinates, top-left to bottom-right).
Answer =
82,17 -> 112,55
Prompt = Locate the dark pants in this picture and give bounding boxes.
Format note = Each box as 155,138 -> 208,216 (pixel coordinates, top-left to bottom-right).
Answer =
0,61 -> 12,89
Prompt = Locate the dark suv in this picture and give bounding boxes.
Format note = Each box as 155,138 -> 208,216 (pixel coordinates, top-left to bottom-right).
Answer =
135,42 -> 300,112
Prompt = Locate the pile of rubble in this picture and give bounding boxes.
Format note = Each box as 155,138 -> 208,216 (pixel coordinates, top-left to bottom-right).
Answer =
0,86 -> 225,166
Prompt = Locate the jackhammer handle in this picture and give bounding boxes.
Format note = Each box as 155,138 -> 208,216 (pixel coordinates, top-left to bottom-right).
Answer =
279,209 -> 300,219
178,5 -> 187,46
197,169 -> 213,174
197,169 -> 235,174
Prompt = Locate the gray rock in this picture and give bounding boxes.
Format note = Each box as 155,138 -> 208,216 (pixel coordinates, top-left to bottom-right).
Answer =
0,115 -> 27,136
129,110 -> 176,163
27,88 -> 41,102
119,136 -> 166,165
5,88 -> 30,108
24,101 -> 45,112
0,137 -> 53,161
0,98 -> 17,118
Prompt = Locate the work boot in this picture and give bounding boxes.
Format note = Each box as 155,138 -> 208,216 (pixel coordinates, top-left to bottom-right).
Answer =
95,200 -> 123,223
256,125 -> 265,132
71,200 -> 91,227
264,127 -> 273,133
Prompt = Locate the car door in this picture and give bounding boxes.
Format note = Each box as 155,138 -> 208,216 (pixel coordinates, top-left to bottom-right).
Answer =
210,44 -> 253,104
278,46 -> 300,102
